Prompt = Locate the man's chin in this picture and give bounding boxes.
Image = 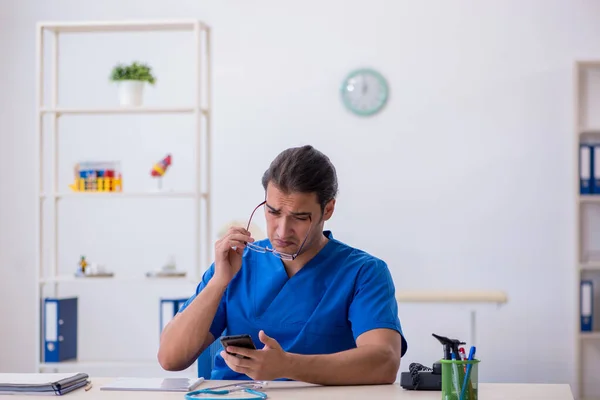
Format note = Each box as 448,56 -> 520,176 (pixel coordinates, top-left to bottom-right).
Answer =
272,243 -> 297,254
274,246 -> 296,253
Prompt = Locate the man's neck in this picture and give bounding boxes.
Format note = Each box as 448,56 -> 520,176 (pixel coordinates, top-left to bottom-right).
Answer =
282,232 -> 329,278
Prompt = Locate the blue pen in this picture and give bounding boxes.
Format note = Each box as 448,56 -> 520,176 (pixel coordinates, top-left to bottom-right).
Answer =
459,346 -> 476,400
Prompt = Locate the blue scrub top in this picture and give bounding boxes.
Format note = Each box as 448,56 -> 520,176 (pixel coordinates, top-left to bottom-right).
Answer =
179,230 -> 408,380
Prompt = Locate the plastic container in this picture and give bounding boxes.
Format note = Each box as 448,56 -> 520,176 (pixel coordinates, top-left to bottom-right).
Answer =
440,359 -> 479,400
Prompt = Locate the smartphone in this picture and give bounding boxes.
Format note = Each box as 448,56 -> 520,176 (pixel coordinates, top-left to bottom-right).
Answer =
220,334 -> 257,359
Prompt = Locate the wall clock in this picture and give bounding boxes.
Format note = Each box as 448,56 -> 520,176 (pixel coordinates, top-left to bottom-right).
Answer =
340,68 -> 389,116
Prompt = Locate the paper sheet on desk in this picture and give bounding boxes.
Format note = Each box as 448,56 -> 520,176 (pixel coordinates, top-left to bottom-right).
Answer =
100,377 -> 205,392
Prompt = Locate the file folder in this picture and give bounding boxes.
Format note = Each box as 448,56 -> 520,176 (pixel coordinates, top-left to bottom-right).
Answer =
43,298 -> 78,363
0,373 -> 89,396
581,280 -> 593,332
580,144 -> 592,194
159,298 -> 188,334
594,145 -> 600,194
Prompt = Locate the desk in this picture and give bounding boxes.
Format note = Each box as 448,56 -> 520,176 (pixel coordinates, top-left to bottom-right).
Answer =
0,378 -> 573,400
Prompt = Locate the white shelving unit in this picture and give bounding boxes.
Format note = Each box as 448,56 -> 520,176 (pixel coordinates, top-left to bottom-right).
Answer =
39,106 -> 207,115
575,60 -> 600,400
34,19 -> 211,375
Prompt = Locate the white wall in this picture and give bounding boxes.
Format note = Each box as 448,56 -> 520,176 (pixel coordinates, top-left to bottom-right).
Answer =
0,0 -> 40,374
3,0 -> 600,396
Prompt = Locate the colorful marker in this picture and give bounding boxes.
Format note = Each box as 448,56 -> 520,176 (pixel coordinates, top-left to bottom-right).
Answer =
459,347 -> 467,372
459,346 -> 476,400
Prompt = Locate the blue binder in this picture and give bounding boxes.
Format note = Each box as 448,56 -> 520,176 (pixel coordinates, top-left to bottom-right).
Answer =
581,280 -> 593,332
159,298 -> 188,334
593,145 -> 600,194
581,144 -> 592,194
43,297 -> 78,363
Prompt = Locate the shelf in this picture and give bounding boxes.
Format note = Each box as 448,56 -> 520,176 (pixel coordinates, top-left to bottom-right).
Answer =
35,17 -> 212,380
39,360 -> 160,369
396,290 -> 508,304
580,332 -> 600,340
577,60 -> 600,67
38,359 -> 198,376
579,128 -> 600,135
39,275 -> 199,284
39,106 -> 208,116
38,19 -> 204,33
580,195 -> 600,204
40,192 -> 206,199
580,262 -> 600,271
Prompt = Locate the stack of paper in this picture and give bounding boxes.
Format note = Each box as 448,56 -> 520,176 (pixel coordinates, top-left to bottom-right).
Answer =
100,377 -> 204,392
0,373 -> 90,395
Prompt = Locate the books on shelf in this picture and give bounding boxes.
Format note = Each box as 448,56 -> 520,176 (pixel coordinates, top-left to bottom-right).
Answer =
581,280 -> 594,332
43,298 -> 78,363
580,143 -> 600,195
160,298 -> 189,333
580,144 -> 592,194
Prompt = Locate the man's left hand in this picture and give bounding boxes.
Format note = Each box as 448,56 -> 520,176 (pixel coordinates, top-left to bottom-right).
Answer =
221,330 -> 290,381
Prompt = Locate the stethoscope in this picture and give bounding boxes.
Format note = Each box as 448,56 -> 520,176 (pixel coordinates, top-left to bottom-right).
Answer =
185,381 -> 268,400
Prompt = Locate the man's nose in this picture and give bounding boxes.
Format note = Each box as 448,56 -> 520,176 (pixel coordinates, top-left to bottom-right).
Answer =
276,217 -> 292,238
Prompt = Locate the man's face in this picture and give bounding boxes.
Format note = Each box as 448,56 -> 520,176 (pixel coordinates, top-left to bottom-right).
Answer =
264,182 -> 333,256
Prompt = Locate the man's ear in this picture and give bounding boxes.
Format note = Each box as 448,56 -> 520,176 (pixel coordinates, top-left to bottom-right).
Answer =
322,198 -> 336,221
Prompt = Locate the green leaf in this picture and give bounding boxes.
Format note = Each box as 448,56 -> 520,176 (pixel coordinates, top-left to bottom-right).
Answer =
109,61 -> 157,85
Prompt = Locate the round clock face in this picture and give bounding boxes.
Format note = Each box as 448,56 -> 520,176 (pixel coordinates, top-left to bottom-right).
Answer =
340,68 -> 389,116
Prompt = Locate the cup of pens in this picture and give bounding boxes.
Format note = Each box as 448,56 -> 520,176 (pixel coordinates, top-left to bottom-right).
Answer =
440,357 -> 479,400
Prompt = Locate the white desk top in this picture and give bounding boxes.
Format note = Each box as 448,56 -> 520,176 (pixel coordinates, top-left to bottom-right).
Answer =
0,378 -> 573,400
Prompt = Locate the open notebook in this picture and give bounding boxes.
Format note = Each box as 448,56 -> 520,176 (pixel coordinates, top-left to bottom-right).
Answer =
100,377 -> 205,392
0,373 -> 90,395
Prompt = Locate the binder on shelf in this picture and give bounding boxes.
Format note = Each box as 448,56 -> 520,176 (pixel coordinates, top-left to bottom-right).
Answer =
581,280 -> 593,332
593,145 -> 600,194
159,298 -> 188,334
580,144 -> 593,195
43,297 -> 78,363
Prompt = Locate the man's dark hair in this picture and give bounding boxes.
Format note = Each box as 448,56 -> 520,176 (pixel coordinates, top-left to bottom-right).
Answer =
261,145 -> 338,212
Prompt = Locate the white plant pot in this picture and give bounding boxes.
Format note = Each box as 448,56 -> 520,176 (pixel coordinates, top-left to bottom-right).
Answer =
117,80 -> 144,106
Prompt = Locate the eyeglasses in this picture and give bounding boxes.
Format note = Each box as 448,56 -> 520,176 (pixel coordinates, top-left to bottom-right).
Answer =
245,200 -> 312,260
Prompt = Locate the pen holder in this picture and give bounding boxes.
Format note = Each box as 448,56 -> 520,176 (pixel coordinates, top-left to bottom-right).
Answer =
440,359 -> 479,400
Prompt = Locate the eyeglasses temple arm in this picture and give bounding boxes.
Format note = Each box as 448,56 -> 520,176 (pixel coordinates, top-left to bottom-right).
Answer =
247,201 -> 266,231
293,215 -> 313,258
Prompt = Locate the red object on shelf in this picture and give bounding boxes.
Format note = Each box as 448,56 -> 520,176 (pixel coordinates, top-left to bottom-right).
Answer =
151,154 -> 172,177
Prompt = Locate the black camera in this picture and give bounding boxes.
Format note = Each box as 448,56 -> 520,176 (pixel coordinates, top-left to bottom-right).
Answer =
400,361 -> 442,390
400,333 -> 466,391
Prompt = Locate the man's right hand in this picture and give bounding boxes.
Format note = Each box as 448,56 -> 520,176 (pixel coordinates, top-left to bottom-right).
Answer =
159,228 -> 252,371
213,227 -> 254,287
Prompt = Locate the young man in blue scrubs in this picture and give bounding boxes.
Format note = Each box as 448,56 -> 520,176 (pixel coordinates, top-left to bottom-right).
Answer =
158,145 -> 408,384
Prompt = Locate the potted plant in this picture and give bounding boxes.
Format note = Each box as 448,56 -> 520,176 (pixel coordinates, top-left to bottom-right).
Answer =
110,61 -> 156,106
